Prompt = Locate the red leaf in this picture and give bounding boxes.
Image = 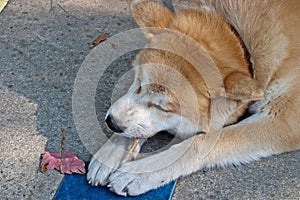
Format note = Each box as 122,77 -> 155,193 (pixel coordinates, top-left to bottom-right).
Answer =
40,150 -> 86,174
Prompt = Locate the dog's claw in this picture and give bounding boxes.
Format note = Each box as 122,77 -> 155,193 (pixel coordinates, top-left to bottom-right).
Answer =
122,187 -> 129,193
95,180 -> 99,186
107,184 -> 112,188
88,178 -> 92,185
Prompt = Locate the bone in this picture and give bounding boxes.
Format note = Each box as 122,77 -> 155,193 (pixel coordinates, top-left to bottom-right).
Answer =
117,138 -> 141,168
123,138 -> 140,162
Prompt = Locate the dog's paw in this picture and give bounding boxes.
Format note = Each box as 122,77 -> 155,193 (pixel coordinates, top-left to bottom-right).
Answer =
87,136 -> 143,186
87,154 -> 117,186
108,160 -> 166,196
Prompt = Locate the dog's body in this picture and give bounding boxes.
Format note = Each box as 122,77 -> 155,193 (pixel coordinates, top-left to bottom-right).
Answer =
87,0 -> 300,196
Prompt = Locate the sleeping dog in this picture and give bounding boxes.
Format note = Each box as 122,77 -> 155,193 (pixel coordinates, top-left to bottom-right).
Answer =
88,0 -> 300,196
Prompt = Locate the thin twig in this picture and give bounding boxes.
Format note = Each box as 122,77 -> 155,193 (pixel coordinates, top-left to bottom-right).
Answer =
61,128 -> 65,158
60,128 -> 65,171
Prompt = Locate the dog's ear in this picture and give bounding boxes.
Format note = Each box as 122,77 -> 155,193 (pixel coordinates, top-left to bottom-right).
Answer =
131,0 -> 174,40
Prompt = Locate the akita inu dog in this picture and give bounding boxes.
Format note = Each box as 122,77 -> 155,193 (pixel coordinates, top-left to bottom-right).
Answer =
87,0 -> 300,196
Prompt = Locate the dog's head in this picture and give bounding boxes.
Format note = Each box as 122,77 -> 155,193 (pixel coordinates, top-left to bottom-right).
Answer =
105,0 -> 250,138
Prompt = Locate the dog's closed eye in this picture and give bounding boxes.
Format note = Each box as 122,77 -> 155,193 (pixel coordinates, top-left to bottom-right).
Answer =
147,102 -> 175,113
155,104 -> 171,112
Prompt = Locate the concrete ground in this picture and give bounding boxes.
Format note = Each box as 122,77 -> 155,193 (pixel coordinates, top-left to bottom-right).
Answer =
0,0 -> 300,199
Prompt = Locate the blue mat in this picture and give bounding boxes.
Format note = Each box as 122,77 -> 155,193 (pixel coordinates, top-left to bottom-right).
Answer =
54,167 -> 177,200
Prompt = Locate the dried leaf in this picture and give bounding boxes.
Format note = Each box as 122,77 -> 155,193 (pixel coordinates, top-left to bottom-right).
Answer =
91,34 -> 107,48
40,150 -> 86,174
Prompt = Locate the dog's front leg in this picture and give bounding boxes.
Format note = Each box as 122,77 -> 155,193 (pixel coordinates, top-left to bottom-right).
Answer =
87,134 -> 145,186
108,115 -> 300,196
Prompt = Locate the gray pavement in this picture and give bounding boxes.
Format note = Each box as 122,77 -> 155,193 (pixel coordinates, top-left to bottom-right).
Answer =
0,0 -> 300,199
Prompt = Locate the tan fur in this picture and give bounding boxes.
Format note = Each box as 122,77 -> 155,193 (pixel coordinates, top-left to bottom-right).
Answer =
88,0 -> 300,196
133,1 -> 264,101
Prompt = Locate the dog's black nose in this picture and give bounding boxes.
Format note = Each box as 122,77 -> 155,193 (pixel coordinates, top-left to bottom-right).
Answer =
105,115 -> 123,133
